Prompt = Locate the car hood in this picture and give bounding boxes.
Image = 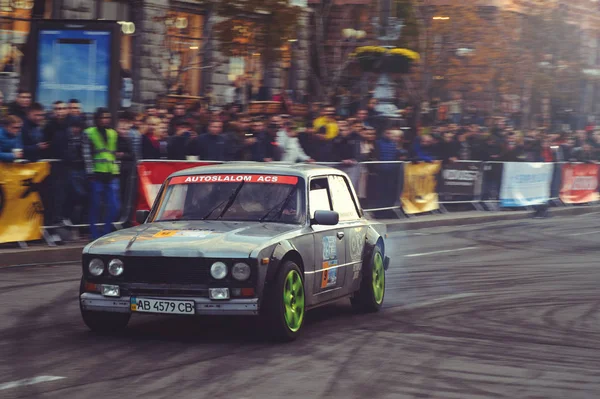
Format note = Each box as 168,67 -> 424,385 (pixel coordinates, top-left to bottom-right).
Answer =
86,221 -> 301,258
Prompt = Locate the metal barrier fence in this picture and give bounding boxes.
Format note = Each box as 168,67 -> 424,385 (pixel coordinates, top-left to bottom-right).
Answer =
1,159 -> 599,246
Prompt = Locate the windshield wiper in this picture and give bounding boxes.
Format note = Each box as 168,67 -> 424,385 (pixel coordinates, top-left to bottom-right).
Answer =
201,198 -> 229,220
216,181 -> 246,219
259,186 -> 297,222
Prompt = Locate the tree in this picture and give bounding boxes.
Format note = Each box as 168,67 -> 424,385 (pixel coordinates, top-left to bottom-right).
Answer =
517,6 -> 585,127
407,4 -> 521,110
407,0 -> 585,127
309,1 -> 373,102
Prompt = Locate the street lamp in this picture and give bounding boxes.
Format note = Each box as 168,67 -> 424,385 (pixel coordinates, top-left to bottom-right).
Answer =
433,16 -> 450,20
117,21 -> 135,35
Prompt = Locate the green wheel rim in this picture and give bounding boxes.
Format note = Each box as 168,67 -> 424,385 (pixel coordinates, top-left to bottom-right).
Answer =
372,252 -> 385,305
283,269 -> 305,332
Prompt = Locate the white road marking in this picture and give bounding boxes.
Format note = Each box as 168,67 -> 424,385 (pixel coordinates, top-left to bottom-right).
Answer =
0,376 -> 66,391
566,230 -> 600,237
404,246 -> 478,258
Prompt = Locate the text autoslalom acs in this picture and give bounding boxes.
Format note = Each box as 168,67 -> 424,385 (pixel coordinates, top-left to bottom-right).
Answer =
170,175 -> 299,185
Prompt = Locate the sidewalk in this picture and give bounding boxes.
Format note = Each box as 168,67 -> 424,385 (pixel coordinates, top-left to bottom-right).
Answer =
1,205 -> 598,267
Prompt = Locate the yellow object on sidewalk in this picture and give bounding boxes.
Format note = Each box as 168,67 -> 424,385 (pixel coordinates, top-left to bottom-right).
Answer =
0,162 -> 50,244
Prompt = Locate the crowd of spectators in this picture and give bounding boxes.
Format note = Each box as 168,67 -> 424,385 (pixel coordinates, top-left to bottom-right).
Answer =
1,87 -> 599,227
413,120 -> 600,164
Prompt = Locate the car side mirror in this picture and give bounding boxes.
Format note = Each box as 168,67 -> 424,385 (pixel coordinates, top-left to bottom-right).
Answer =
136,210 -> 150,224
312,210 -> 339,226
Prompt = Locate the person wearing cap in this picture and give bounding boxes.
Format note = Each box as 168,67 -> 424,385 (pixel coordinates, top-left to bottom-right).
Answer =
312,106 -> 338,140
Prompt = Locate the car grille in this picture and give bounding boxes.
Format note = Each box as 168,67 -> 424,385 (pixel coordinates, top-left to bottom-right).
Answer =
122,257 -> 210,284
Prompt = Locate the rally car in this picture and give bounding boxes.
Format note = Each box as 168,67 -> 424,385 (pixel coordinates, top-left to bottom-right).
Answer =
79,163 -> 389,341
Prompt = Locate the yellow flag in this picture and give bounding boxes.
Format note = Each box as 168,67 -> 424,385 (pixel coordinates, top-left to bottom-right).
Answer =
0,162 -> 51,243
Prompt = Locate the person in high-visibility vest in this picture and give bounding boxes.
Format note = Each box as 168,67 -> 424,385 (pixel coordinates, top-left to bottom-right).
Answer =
82,107 -> 120,240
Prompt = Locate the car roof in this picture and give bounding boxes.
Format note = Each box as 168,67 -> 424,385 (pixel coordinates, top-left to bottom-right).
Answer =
169,162 -> 349,180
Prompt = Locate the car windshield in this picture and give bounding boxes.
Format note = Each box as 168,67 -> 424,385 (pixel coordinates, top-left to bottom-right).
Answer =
152,174 -> 305,224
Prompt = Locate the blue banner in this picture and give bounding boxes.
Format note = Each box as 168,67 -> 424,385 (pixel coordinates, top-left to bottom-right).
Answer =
500,162 -> 554,207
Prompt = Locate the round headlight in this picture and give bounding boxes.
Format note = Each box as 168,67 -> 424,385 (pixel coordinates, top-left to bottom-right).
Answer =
88,258 -> 104,276
232,262 -> 251,281
108,259 -> 124,276
210,261 -> 228,280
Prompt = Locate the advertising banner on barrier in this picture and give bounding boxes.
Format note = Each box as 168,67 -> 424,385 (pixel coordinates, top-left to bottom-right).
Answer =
136,161 -> 222,216
0,162 -> 51,244
401,162 -> 441,214
500,162 -> 553,207
560,163 -> 599,204
439,162 -> 483,198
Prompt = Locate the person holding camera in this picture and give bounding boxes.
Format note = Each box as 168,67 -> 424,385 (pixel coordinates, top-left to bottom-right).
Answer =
0,115 -> 23,162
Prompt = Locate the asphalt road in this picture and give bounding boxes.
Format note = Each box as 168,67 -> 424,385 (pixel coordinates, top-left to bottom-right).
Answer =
1,214 -> 599,399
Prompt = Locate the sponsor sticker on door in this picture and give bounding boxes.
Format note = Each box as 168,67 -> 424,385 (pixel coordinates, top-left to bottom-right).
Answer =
321,236 -> 338,288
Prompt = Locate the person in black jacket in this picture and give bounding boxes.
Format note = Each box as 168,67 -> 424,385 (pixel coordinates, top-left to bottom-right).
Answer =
438,129 -> 460,164
225,115 -> 255,161
256,120 -> 282,162
21,102 -> 48,161
187,120 -> 227,161
65,119 -> 87,224
332,120 -> 361,164
116,118 -> 135,219
66,99 -> 86,128
168,119 -> 193,160
8,89 -> 31,121
168,103 -> 187,136
43,100 -> 71,224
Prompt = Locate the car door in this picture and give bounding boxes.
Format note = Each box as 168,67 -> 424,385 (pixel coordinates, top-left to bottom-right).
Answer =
308,176 -> 348,304
327,174 -> 368,295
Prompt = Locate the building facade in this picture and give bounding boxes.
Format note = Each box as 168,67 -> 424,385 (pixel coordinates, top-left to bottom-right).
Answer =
0,0 -> 310,110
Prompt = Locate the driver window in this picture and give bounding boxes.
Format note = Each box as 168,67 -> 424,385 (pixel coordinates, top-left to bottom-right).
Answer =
328,175 -> 360,221
309,178 -> 332,219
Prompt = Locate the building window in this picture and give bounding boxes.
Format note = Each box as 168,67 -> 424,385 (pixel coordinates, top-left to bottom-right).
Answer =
225,19 -> 263,93
228,56 -> 244,81
163,10 -> 203,96
0,0 -> 52,73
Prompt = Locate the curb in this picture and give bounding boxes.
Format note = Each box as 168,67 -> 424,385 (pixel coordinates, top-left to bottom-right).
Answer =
384,205 -> 600,233
1,205 -> 598,268
0,245 -> 84,268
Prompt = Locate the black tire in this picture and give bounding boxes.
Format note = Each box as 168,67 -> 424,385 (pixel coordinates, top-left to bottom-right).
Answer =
79,278 -> 130,333
351,245 -> 385,313
262,261 -> 305,342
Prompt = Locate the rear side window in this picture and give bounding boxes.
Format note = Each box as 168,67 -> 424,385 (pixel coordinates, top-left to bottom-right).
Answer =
328,175 -> 359,221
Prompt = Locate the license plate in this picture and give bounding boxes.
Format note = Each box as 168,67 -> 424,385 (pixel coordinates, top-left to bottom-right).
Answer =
130,297 -> 195,315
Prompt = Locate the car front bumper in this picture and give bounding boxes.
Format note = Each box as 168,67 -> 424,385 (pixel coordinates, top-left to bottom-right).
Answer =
80,293 -> 259,316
